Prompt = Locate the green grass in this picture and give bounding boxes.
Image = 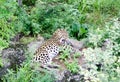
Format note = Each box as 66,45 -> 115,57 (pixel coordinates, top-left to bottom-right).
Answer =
2,60 -> 55,82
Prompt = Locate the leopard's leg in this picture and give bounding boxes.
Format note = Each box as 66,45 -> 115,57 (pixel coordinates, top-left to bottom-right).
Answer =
46,58 -> 60,69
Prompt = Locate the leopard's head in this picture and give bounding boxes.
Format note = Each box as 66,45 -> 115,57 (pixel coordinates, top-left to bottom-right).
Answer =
52,29 -> 69,45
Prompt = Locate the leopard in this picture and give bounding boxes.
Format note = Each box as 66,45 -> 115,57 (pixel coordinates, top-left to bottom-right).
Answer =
33,29 -> 70,68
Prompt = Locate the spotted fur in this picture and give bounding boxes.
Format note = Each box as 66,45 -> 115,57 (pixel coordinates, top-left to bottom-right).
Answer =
33,29 -> 69,65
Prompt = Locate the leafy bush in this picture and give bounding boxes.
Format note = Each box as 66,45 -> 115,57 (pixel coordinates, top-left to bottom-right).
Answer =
13,7 -> 32,35
65,60 -> 79,74
59,46 -> 80,73
1,0 -> 89,40
80,19 -> 120,82
30,0 -> 88,39
2,60 -> 55,82
23,0 -> 37,6
0,0 -> 18,50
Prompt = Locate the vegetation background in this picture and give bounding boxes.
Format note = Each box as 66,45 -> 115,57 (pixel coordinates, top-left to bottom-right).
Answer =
0,0 -> 120,82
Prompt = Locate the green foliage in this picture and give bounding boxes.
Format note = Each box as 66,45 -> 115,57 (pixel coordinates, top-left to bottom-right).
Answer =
0,0 -> 17,18
59,46 -> 80,73
65,60 -> 79,74
69,23 -> 88,39
77,0 -> 120,28
0,57 -> 3,67
105,21 -> 120,56
0,38 -> 9,50
2,64 -> 32,82
81,19 -> 120,82
78,0 -> 120,14
20,36 -> 35,44
0,18 -> 14,39
73,52 -> 81,59
99,0 -> 120,15
23,0 -> 37,6
13,7 -> 31,35
59,46 -> 70,61
0,0 -> 18,50
0,18 -> 14,50
30,0 -> 87,39
2,61 -> 55,82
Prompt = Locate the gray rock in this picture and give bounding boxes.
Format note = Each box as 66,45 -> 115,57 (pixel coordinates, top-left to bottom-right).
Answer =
55,70 -> 85,82
27,41 -> 43,54
66,38 -> 86,50
0,45 -> 26,77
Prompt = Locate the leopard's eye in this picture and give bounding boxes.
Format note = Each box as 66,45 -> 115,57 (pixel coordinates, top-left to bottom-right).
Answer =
60,38 -> 65,43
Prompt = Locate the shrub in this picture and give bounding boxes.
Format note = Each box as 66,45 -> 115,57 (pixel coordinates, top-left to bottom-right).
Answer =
0,0 -> 18,50
1,59 -> 55,82
80,19 -> 120,82
23,0 -> 37,6
30,0 -> 88,39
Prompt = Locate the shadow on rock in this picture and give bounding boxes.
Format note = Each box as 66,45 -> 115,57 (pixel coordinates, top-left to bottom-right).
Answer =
0,44 -> 26,78
55,70 -> 85,82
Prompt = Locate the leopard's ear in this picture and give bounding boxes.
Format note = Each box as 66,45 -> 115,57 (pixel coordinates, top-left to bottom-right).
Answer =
51,28 -> 69,41
52,29 -> 67,36
53,29 -> 61,35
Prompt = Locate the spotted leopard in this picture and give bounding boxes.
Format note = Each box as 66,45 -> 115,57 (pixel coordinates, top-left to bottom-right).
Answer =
33,29 -> 69,66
